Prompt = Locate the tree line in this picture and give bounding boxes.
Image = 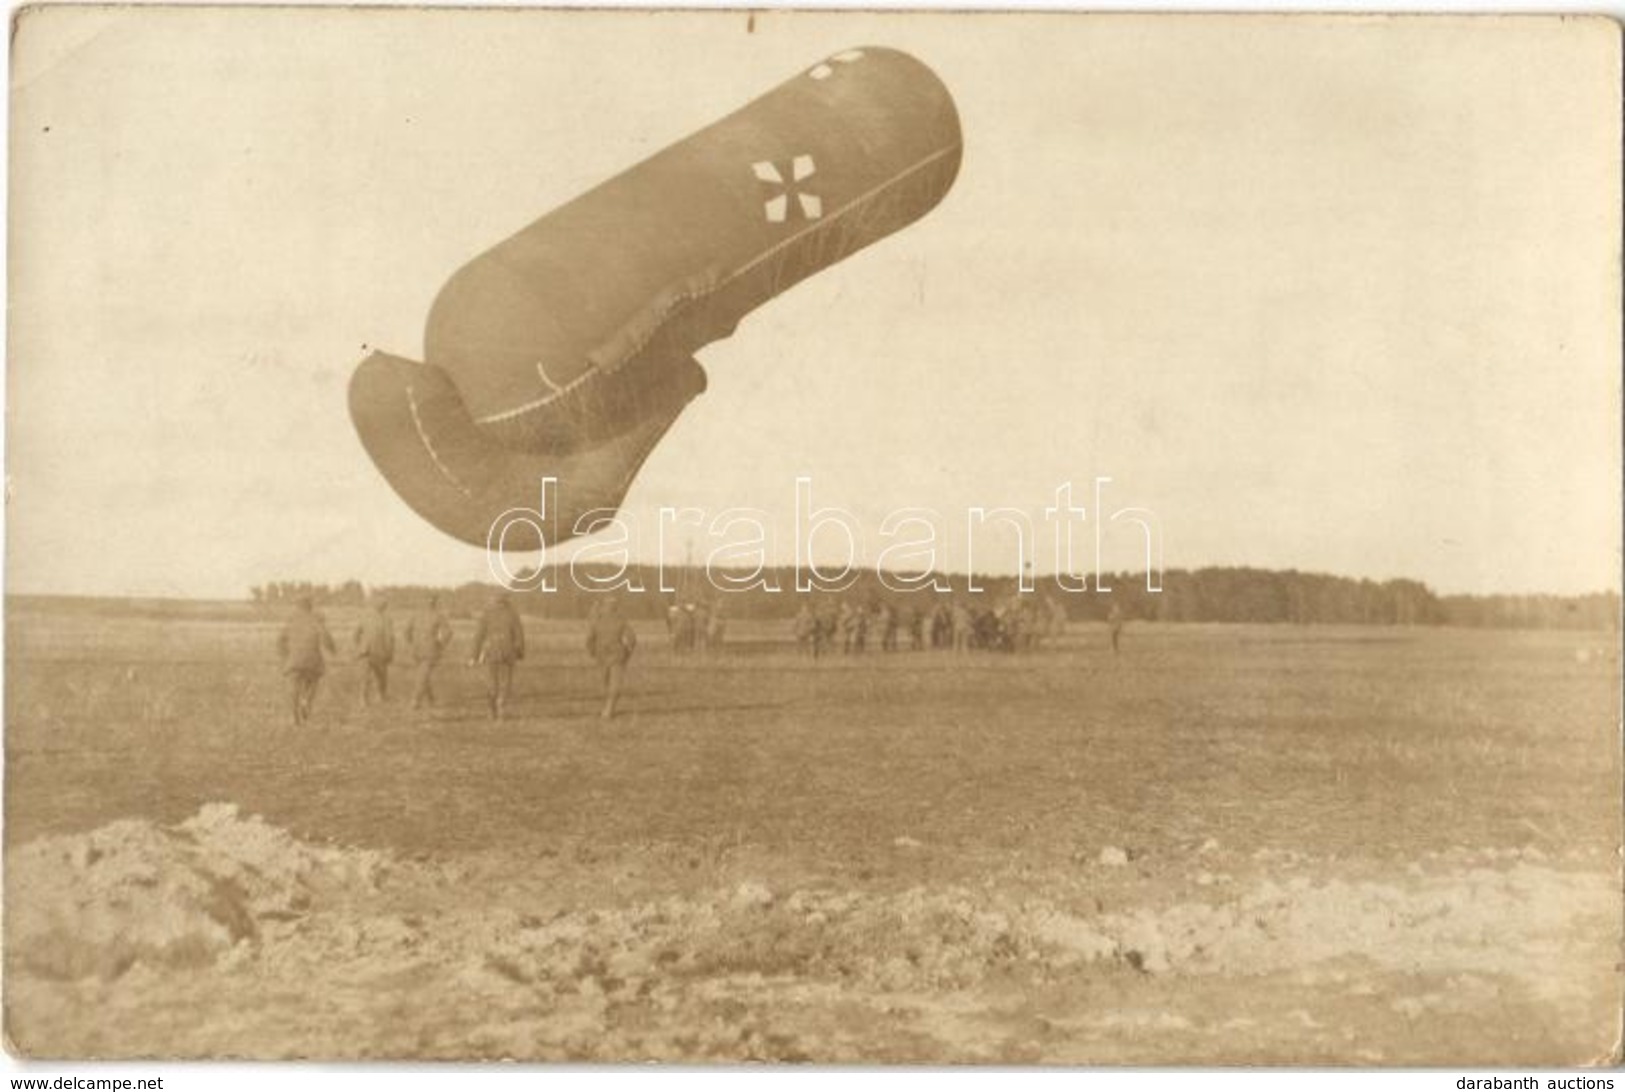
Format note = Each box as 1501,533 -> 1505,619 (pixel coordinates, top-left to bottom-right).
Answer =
249,566 -> 1619,632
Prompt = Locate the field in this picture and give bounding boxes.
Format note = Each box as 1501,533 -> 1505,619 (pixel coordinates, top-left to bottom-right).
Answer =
4,598 -> 1621,1063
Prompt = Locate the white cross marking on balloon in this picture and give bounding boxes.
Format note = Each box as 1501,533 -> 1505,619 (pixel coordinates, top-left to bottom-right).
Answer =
752,155 -> 822,223
809,49 -> 865,81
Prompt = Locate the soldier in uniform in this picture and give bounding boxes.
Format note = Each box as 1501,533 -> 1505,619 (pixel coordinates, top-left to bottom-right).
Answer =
906,605 -> 925,651
1006,594 -> 1033,653
675,603 -> 697,655
586,596 -> 638,720
814,602 -> 837,660
931,602 -> 953,649
878,602 -> 898,652
976,605 -> 1000,651
666,603 -> 684,653
405,594 -> 454,709
1046,596 -> 1069,641
470,593 -> 525,720
352,596 -> 396,707
707,598 -> 728,653
692,600 -> 711,656
1108,602 -> 1125,654
951,599 -> 975,654
277,595 -> 335,726
793,602 -> 818,656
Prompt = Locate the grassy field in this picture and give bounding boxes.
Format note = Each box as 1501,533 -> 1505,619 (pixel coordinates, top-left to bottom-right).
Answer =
4,600 -> 1621,1063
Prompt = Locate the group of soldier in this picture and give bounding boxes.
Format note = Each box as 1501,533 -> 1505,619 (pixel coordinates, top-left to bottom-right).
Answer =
276,588 -> 1127,725
665,599 -> 728,655
790,594 -> 1092,659
275,592 -> 636,726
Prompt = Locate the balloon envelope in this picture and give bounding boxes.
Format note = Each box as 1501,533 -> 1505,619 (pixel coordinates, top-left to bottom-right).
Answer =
350,46 -> 961,549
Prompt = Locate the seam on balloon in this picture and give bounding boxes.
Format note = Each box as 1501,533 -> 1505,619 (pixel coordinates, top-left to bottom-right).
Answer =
406,383 -> 475,498
535,359 -> 565,393
474,140 -> 961,428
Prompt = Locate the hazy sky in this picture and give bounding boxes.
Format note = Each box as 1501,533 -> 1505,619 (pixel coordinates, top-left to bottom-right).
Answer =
8,9 -> 1620,598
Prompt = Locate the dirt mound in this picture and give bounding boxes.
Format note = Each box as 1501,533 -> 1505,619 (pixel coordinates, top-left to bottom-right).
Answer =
12,807 -> 1609,996
7,803 -> 390,980
466,864 -> 1612,1002
469,885 -> 1042,999
7,807 -> 1615,1061
1030,866 -> 1612,983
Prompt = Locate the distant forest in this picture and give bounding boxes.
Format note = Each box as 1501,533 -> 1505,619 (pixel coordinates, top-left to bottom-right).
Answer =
249,566 -> 1620,632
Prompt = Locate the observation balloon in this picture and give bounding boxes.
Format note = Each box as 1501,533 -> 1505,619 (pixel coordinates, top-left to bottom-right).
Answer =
349,47 -> 961,549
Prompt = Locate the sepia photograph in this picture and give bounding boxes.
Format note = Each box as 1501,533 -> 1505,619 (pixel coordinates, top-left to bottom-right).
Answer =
4,5 -> 1622,1066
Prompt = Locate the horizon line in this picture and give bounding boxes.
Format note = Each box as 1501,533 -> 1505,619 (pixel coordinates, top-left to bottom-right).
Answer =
5,561 -> 1622,608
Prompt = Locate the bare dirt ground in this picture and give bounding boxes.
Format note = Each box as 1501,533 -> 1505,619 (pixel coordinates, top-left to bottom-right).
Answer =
4,602 -> 1621,1063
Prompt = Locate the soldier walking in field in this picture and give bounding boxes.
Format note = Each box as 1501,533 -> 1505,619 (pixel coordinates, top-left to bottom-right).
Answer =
586,596 -> 638,720
976,605 -> 1002,651
878,602 -> 899,652
793,602 -> 818,656
353,596 -> 395,707
470,593 -> 525,720
931,602 -> 953,649
814,602 -> 837,660
1008,594 -> 1035,653
1108,602 -> 1125,654
707,598 -> 728,652
692,600 -> 712,657
838,602 -> 858,655
277,595 -> 335,726
670,602 -> 694,655
951,599 -> 975,654
1046,596 -> 1068,641
406,594 -> 454,709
